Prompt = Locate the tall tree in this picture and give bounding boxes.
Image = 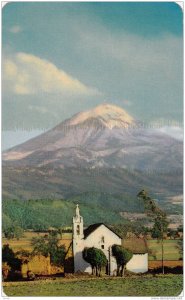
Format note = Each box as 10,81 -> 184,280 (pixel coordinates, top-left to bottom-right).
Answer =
31,231 -> 66,268
83,247 -> 107,276
112,245 -> 133,276
2,244 -> 22,280
137,189 -> 168,274
3,223 -> 24,240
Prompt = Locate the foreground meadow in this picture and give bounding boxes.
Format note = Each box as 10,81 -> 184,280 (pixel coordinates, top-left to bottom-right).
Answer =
3,274 -> 183,297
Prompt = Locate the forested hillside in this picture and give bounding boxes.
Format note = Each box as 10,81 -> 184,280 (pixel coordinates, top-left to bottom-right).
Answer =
3,193 -> 140,231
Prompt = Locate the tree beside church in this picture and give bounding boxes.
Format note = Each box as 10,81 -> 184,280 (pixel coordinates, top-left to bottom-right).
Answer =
71,204 -> 148,275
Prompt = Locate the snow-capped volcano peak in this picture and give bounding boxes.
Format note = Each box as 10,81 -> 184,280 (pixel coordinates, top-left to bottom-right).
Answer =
2,102 -> 182,201
66,103 -> 135,129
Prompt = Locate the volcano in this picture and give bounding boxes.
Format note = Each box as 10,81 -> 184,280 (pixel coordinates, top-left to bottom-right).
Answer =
2,103 -> 183,201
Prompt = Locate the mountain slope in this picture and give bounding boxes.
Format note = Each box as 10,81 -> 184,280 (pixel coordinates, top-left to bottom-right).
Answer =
2,103 -> 183,202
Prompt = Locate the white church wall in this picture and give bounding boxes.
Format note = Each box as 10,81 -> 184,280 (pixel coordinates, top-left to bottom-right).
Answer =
84,225 -> 122,275
84,224 -> 122,254
109,255 -> 118,276
72,205 -> 148,275
73,239 -> 91,273
73,204 -> 91,273
126,253 -> 148,273
73,223 -> 122,274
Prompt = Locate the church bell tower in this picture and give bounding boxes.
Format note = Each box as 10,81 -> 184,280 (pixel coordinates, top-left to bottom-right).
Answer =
73,204 -> 84,239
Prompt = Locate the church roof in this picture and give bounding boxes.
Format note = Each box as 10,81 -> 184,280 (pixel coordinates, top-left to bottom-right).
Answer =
84,223 -> 122,239
122,237 -> 148,254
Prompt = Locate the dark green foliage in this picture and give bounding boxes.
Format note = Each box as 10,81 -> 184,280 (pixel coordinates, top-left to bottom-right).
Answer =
83,247 -> 107,276
68,191 -> 145,213
2,197 -> 127,231
14,225 -> 24,239
167,228 -> 177,239
31,236 -> 49,257
176,240 -> 183,259
137,189 -> 169,274
3,227 -> 14,240
137,189 -> 164,216
31,231 -> 66,267
177,225 -> 183,232
2,212 -> 24,239
16,250 -> 32,265
6,225 -> 24,240
111,221 -> 148,238
2,244 -> 22,278
137,190 -> 168,233
2,213 -> 12,232
152,216 -> 168,239
112,245 -> 133,276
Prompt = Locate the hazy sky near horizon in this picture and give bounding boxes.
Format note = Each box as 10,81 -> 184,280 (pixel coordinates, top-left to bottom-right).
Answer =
2,2 -> 183,138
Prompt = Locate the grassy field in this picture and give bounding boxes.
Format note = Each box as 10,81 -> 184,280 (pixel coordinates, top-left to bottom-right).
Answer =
3,233 -> 182,262
148,239 -> 182,260
3,275 -> 183,297
2,232 -> 72,252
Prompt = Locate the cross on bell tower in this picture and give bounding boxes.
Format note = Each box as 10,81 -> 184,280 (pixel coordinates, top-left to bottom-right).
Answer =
73,204 -> 84,239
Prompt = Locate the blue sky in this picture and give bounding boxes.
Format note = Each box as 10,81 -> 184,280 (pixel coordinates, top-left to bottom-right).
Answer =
2,2 -> 183,148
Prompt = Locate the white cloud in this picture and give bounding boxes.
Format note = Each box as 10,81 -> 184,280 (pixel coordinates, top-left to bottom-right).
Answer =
78,26 -> 182,77
9,25 -> 22,34
157,126 -> 183,141
3,52 -> 100,96
76,24 -> 182,96
74,24 -> 182,124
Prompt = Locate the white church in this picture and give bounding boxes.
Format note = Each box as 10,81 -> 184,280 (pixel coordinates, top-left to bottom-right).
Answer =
71,204 -> 148,275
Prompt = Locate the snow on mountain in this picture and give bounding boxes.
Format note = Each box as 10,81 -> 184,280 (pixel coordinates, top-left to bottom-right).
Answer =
66,103 -> 135,129
2,103 -> 183,200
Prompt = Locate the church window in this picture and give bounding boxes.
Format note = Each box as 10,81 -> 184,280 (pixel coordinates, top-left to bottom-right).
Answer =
101,245 -> 104,249
76,225 -> 80,235
101,236 -> 105,243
